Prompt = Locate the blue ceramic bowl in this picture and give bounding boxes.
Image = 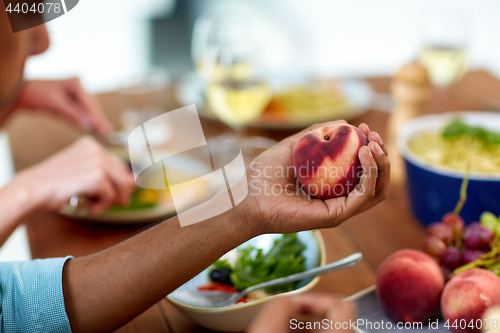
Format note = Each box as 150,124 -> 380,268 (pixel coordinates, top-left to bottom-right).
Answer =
398,112 -> 500,227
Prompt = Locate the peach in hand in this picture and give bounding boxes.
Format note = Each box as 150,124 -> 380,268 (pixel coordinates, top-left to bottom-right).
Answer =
376,249 -> 445,323
292,123 -> 368,199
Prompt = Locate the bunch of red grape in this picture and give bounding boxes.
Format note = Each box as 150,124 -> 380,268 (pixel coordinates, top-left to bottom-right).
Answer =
423,212 -> 498,278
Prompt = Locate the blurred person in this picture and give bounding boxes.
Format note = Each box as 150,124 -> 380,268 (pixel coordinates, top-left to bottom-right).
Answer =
0,3 -> 390,333
248,294 -> 356,333
0,11 -> 135,245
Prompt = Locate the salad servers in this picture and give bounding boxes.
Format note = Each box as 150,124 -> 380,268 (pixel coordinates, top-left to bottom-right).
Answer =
171,252 -> 362,308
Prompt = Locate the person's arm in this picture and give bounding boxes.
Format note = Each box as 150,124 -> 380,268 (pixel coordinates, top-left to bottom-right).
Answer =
0,175 -> 40,245
0,257 -> 73,332
2,79 -> 112,137
61,121 -> 390,333
0,136 -> 135,246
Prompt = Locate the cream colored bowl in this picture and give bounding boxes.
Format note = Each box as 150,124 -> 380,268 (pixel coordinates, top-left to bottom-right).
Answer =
167,230 -> 326,332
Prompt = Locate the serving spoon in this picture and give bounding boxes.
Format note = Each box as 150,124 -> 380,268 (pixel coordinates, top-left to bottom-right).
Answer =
170,252 -> 362,308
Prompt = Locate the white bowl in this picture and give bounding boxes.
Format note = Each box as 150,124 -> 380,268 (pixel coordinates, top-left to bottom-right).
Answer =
167,230 -> 326,332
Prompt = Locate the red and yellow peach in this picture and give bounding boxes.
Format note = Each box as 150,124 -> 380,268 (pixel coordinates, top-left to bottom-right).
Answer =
292,123 -> 368,199
376,249 -> 445,323
442,269 -> 500,333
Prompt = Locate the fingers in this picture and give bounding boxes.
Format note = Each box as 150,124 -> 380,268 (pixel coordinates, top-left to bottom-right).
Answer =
103,155 -> 136,205
249,294 -> 356,333
367,131 -> 388,156
296,294 -> 356,332
67,78 -> 113,137
341,146 -> 378,217
292,293 -> 344,315
86,173 -> 116,215
367,141 -> 390,203
359,123 -> 387,156
76,137 -> 135,212
358,123 -> 370,137
248,297 -> 301,333
326,299 -> 357,333
49,93 -> 87,129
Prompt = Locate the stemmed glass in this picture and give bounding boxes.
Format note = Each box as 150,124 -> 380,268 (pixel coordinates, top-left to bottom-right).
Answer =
192,15 -> 275,155
418,8 -> 468,110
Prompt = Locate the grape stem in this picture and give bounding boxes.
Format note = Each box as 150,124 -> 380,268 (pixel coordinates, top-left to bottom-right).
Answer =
453,240 -> 500,275
452,162 -> 470,217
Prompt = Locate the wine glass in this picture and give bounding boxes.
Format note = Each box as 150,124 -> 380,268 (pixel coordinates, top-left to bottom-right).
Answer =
192,15 -> 275,157
418,8 -> 468,88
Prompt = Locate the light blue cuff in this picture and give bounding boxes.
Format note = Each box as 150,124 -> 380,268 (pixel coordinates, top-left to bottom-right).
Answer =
0,256 -> 73,333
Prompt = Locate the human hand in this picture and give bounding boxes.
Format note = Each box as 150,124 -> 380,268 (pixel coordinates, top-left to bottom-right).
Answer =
242,121 -> 390,235
248,293 -> 356,333
13,136 -> 135,214
16,79 -> 112,137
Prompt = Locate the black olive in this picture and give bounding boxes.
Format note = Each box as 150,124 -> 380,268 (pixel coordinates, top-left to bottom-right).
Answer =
210,269 -> 222,282
219,268 -> 232,286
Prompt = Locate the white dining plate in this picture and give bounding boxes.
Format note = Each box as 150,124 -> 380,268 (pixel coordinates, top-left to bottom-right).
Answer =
59,154 -> 217,224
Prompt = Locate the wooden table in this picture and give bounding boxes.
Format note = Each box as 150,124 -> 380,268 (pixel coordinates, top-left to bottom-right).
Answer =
22,71 -> 500,332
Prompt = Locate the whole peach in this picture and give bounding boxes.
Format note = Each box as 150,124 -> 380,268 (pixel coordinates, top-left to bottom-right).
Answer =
377,249 -> 444,323
442,269 -> 500,333
292,123 -> 368,199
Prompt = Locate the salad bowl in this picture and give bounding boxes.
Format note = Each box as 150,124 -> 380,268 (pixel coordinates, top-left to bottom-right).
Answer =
167,230 -> 326,332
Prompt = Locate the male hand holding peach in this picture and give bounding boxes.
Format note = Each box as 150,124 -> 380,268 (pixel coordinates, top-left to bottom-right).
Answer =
245,120 -> 390,235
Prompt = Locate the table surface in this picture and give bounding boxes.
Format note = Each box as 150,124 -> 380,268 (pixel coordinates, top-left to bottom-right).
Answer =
23,71 -> 500,333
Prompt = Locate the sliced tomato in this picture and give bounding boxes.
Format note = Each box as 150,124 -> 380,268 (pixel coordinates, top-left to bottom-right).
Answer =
197,282 -> 239,293
197,282 -> 247,303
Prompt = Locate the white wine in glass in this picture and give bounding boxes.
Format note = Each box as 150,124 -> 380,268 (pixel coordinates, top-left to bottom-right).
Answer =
418,8 -> 468,87
419,45 -> 467,87
207,79 -> 270,127
192,14 -> 277,154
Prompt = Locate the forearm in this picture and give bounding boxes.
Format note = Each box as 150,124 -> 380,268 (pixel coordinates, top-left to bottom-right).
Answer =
62,194 -> 257,333
0,176 -> 39,246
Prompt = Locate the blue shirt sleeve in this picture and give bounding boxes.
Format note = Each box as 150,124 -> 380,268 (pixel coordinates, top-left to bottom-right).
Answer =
0,257 -> 73,333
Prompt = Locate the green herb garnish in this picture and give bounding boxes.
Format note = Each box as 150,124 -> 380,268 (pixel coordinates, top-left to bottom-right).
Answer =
213,233 -> 307,294
442,118 -> 500,145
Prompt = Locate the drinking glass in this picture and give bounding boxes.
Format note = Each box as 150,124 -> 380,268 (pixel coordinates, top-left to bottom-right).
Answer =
192,15 -> 275,155
418,8 -> 468,87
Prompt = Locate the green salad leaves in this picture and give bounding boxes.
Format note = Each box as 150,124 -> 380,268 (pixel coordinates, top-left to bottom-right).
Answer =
442,118 -> 500,145
213,233 -> 307,294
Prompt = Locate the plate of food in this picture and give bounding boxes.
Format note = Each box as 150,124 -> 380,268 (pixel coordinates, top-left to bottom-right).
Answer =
59,154 -> 217,224
175,72 -> 374,129
167,231 -> 326,332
